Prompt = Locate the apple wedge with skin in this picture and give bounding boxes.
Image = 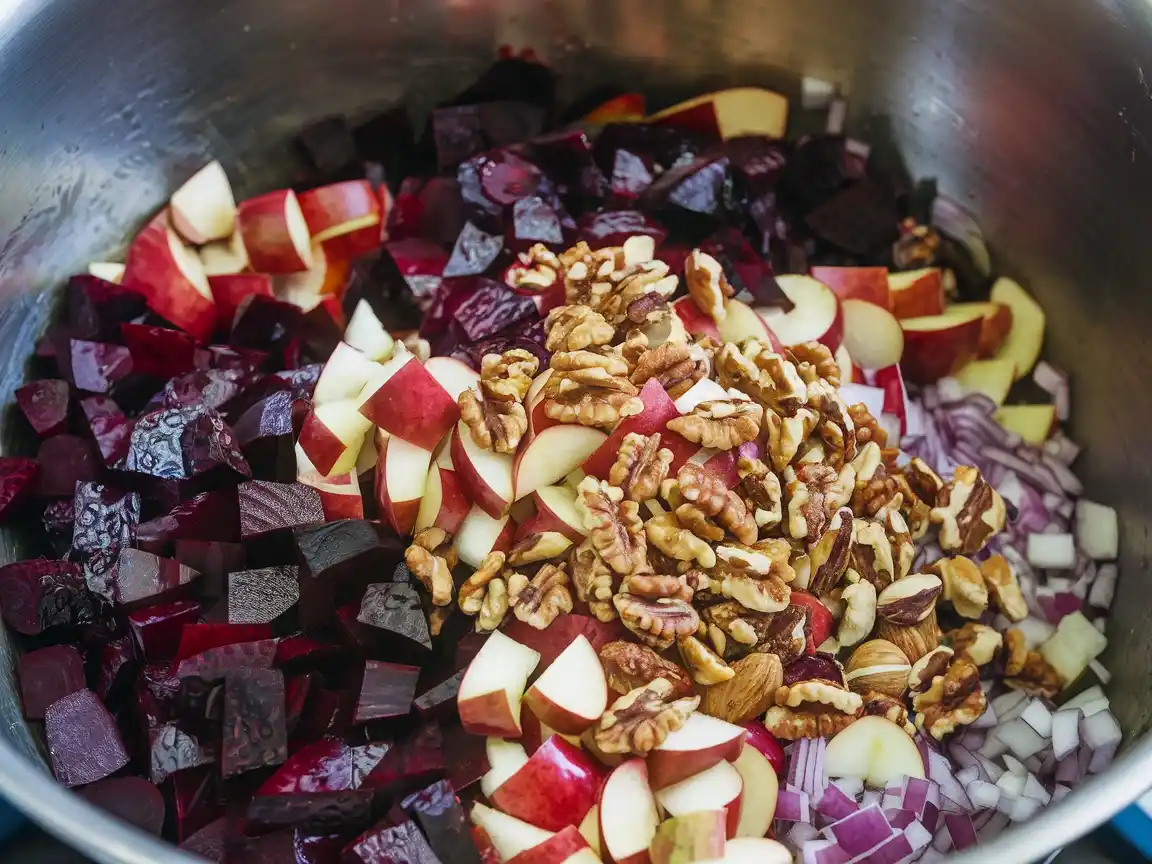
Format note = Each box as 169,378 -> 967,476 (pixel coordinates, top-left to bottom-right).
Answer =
523,485 -> 587,543
990,276 -> 1045,380
954,357 -> 1016,406
578,806 -> 600,858
712,838 -> 792,864
122,212 -> 217,342
887,267 -> 945,319
654,760 -> 743,839
413,456 -> 470,535
718,299 -> 783,351
508,826 -> 597,864
647,87 -> 788,140
275,243 -> 351,310
757,275 -> 843,351
208,273 -> 273,332
948,300 -> 1014,359
298,179 -> 382,244
731,743 -> 779,838
313,341 -> 380,407
514,425 -> 607,501
298,400 -> 373,477
375,435 -> 433,535
426,356 -> 482,401
649,811 -> 727,864
840,298 -> 905,370
647,713 -> 746,790
359,351 -> 460,451
88,262 -> 125,283
835,343 -> 862,384
823,716 -> 925,788
489,735 -> 603,832
471,803 -> 554,862
581,379 -> 687,480
995,404 -> 1057,444
481,737 -> 531,799
458,629 -> 540,738
899,306 -> 985,384
236,189 -> 314,274
672,378 -> 731,414
519,706 -> 584,755
170,160 -> 237,245
598,760 -> 661,864
810,266 -> 890,308
455,505 -> 517,568
524,635 -> 608,735
199,230 -> 249,276
452,420 -> 515,519
673,296 -> 721,341
344,298 -> 395,362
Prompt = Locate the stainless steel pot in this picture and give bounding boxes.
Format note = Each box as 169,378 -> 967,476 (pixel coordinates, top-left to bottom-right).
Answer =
2,0 -> 1151,860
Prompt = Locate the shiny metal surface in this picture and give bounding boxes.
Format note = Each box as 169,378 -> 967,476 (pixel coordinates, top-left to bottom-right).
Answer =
2,0 -> 1152,860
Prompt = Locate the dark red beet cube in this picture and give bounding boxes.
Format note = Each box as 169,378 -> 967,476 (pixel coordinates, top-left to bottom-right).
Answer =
79,776 -> 167,835
509,196 -> 564,248
127,599 -> 201,662
361,722 -> 445,795
285,673 -> 315,735
296,834 -> 348,864
44,688 -> 130,787
136,488 -> 240,554
274,634 -> 346,671
174,539 -> 246,601
170,766 -> 220,843
234,391 -> 305,482
177,638 -> 279,680
452,278 -> 537,343
806,179 -> 900,256
611,148 -> 656,200
442,223 -> 505,279
66,275 -> 149,342
239,480 -> 325,537
476,150 -> 543,206
124,405 -> 250,481
208,273 -> 275,332
354,584 -> 432,657
577,209 -> 668,247
163,367 -> 262,414
178,816 -> 228,859
442,722 -> 489,794
15,379 -> 70,437
355,661 -> 420,724
71,482 -> 140,599
149,721 -> 215,783
294,520 -> 405,611
41,498 -> 75,551
18,644 -> 85,719
0,558 -> 88,635
230,294 -> 305,358
228,566 -> 300,625
432,105 -> 485,170
122,322 -> 198,378
36,435 -> 97,498
0,456 -> 40,518
413,671 -> 463,719
79,396 -> 135,466
222,666 -> 288,777
175,622 -> 272,664
112,547 -> 200,607
401,780 -> 480,864
291,688 -> 356,745
64,339 -> 134,394
345,819 -> 441,864
96,635 -> 137,703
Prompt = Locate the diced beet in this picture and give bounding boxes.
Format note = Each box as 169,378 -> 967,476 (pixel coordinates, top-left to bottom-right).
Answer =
475,151 -> 543,206
432,105 -> 485,170
127,600 -> 201,662
341,252 -> 423,338
0,558 -> 90,635
178,815 -> 229,860
15,379 -> 70,437
36,435 -> 98,499
386,237 -> 450,309
452,278 -> 537,343
79,776 -> 166,835
296,834 -> 348,864
361,722 -> 445,795
112,547 -> 200,607
66,275 -> 149,342
64,339 -> 134,394
171,766 -> 221,843
124,404 -> 250,481
354,105 -> 424,182
149,721 -> 215,783
415,177 -> 467,248
402,780 -> 480,864
699,227 -> 792,310
0,456 -> 41,518
806,178 -> 900,255
175,622 -> 273,663
164,367 -> 263,416
593,122 -> 704,176
45,689 -> 130,787
275,634 -> 347,671
234,391 -> 307,483
230,294 -> 305,357
725,136 -> 789,199
355,661 -> 420,724
174,539 -> 246,601
71,482 -> 140,598
418,277 -> 479,340
509,196 -> 564,249
222,666 -> 288,777
97,635 -> 137,703
137,488 -> 240,554
528,129 -> 607,208
18,644 -> 85,719
577,209 -> 668,248
442,223 -> 505,279
442,722 -> 489,794
79,396 -> 135,466
345,818 -> 441,864
294,520 -> 404,595
228,831 -> 298,863
299,115 -> 359,178
42,498 -> 75,552
291,688 -> 356,745
121,322 -> 198,378
355,584 -> 432,659
178,638 -> 279,680
413,671 -> 463,719
174,675 -> 225,739
477,101 -> 547,149
208,273 -> 276,333
285,673 -> 315,735
228,566 -> 300,626
611,148 -> 656,200
240,480 -> 325,538
388,177 -> 427,242
643,154 -> 728,216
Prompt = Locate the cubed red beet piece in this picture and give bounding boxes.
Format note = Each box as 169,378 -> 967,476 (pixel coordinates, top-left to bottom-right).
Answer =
442,722 -> 489,794
298,115 -> 359,176
274,634 -> 346,671
137,488 -> 240,554
0,456 -> 41,518
285,673 -> 315,735
66,275 -> 149,342
231,294 -> 305,356
149,721 -> 215,783
402,780 -> 480,864
345,819 -> 441,864
528,128 -> 608,207
127,599 -> 201,662
361,722 -> 444,795
228,566 -> 300,626
577,209 -> 669,248
222,666 -> 288,777
0,558 -> 89,635
509,196 -> 564,249
112,547 -> 200,607
297,834 -> 348,864
178,815 -> 229,859
208,273 -> 276,332
174,674 -> 225,740
611,149 -> 656,200
442,223 -> 505,279
121,322 -> 198,378
15,379 -> 70,437
806,178 -> 900,255
72,482 -> 140,598
41,498 -> 75,551
79,776 -> 167,835
175,622 -> 273,663
96,635 -> 137,702
294,519 -> 404,597
291,688 -> 356,745
452,278 -> 537,343
170,766 -> 221,843
239,480 -> 325,537
64,339 -> 134,394
356,583 -> 432,649
476,151 -> 543,207
233,391 -> 306,482
45,688 -> 130,787
174,539 -> 246,601
274,363 -> 323,401
432,105 -> 485,170
124,405 -> 250,481
18,644 -> 85,719
387,238 -> 450,311
177,638 -> 279,681
79,396 -> 135,466
36,435 -> 98,499
163,367 -> 262,415
354,661 -> 420,724
699,226 -> 791,309
413,670 -> 463,720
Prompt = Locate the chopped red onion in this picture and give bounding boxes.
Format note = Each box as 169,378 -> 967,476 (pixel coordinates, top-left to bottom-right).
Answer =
1051,783 -> 1072,803
1054,753 -> 1084,785
1043,432 -> 1080,466
883,808 -> 915,830
925,748 -> 973,812
860,789 -> 882,810
1054,382 -> 1070,421
990,691 -> 1029,723
955,765 -> 981,788
802,840 -> 852,864
1088,658 -> 1112,685
1075,499 -> 1119,561
1022,773 -> 1051,804
789,822 -> 822,846
1007,795 -> 1043,822
1088,564 -> 1117,609
825,98 -> 848,135
832,777 -> 865,799
965,779 -> 1001,810
806,737 -> 828,799
1032,361 -> 1068,396
980,811 -> 1012,840
970,700 -> 998,730
948,743 -> 980,772
942,813 -> 978,850
821,805 -> 894,857
931,196 -> 992,276
788,739 -> 810,789
778,787 -> 813,823
815,782 -> 861,821
1019,700 -> 1054,737
973,753 -> 1005,783
1081,711 -> 1122,773
861,830 -> 912,864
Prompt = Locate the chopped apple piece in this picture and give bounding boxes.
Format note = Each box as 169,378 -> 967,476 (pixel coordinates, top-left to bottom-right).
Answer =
471,803 -> 554,861
1039,611 -> 1107,685
314,341 -> 380,406
87,262 -> 125,283
455,505 -> 516,568
899,307 -> 985,384
954,358 -> 1016,406
426,356 -> 481,401
647,88 -> 789,140
757,275 -> 843,350
994,404 -> 1057,444
490,736 -> 602,832
198,231 -> 249,276
452,420 -> 514,519
991,276 -> 1045,380
712,838 -> 792,863
375,436 -> 433,535
887,268 -> 944,319
297,400 -> 372,477
237,189 -> 314,274
732,743 -> 779,838
344,299 -> 395,361
481,738 -> 531,799
170,160 -> 237,245
649,811 -> 726,864
508,827 -> 596,864
648,713 -> 746,790
522,485 -> 587,543
599,760 -> 661,864
525,635 -> 608,735
654,760 -> 744,839
840,299 -> 904,370
718,299 -> 782,350
948,300 -> 1014,358
823,716 -> 925,788
810,266 -> 890,308
122,212 -> 216,341
359,351 -> 459,451
514,425 -> 607,501
413,459 -> 470,535
458,629 -> 540,737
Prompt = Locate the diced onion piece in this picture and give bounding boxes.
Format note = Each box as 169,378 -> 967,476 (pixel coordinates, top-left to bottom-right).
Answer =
801,76 -> 837,109
1039,612 -> 1108,684
994,719 -> 1048,761
1019,701 -> 1053,738
1060,685 -> 1107,712
1016,617 -> 1056,650
1075,500 -> 1119,561
821,804 -> 895,857
789,822 -> 821,847
995,770 -> 1026,800
942,813 -> 978,850
1032,361 -> 1068,395
1081,711 -> 1122,774
776,787 -> 812,823
1008,795 -> 1042,822
1051,709 -> 1081,761
1088,564 -> 1117,610
966,779 -> 1001,810
974,754 -> 1004,783
801,840 -> 847,864
1088,658 -> 1112,685
832,777 -> 865,799
1022,773 -> 1051,804
977,737 -> 1009,760
1052,784 -> 1072,803
1027,533 -> 1076,569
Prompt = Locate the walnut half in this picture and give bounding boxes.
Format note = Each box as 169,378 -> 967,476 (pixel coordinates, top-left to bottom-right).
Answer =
405,528 -> 456,607
508,564 -> 573,629
594,678 -> 700,756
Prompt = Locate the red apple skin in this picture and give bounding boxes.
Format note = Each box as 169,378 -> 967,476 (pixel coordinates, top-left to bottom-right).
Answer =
520,496 -> 584,544
360,360 -> 459,452
584,93 -> 646,123
899,316 -> 983,384
491,736 -> 604,833
237,190 -> 312,273
742,723 -> 787,778
598,760 -> 658,864
647,734 -> 746,792
888,268 -> 945,319
450,428 -> 511,520
503,615 -> 625,674
122,212 -> 216,342
508,826 -> 592,864
673,296 -> 721,341
298,180 -> 381,239
787,591 -> 834,654
583,379 -> 682,479
472,826 -> 503,864
374,437 -> 422,536
431,466 -> 470,534
208,273 -> 273,331
977,303 -> 1014,358
529,396 -> 562,438
459,689 -> 523,739
322,222 -> 384,261
810,266 -> 890,308
297,409 -> 346,477
317,488 -> 364,521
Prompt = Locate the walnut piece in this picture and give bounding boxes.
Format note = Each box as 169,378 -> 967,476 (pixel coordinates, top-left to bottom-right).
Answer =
861,691 -> 915,734
721,571 -> 791,614
576,477 -> 648,575
679,635 -> 735,685
480,349 -> 539,402
507,532 -> 573,566
594,678 -> 700,756
764,408 -> 819,471
405,528 -> 456,607
912,656 -> 987,740
623,572 -> 694,602
785,462 -> 855,545
716,342 -> 807,416
610,433 -> 673,502
701,652 -> 782,724
931,466 -> 1008,554
614,593 -> 699,651
509,243 -> 562,292
570,540 -> 617,622
566,248 -> 678,324
775,679 -> 863,715
848,402 -> 888,449
545,305 -> 615,352
808,508 -> 854,596
599,641 -> 695,699
981,554 -> 1028,622
1003,637 -> 1063,698
678,462 -> 757,544
850,519 -> 896,591
932,556 -> 989,619
788,342 -> 840,388
947,623 -> 1002,667
630,341 -> 703,399
508,564 -> 573,629
838,579 -> 877,647
737,455 -> 782,532
458,551 -> 508,631
667,398 -> 763,450
459,388 -> 528,454
763,706 -> 858,740
684,250 -> 732,323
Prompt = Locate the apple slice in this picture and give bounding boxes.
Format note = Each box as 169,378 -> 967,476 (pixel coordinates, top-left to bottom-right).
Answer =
990,277 -> 1045,380
582,380 -> 685,480
887,268 -> 944,319
524,486 -> 587,543
647,88 -> 788,140
237,189 -> 314,273
295,451 -> 364,520
578,806 -> 600,858
823,716 -> 925,788
994,404 -> 1057,445
458,629 -> 540,737
655,761 -> 743,840
122,212 -> 216,341
87,262 -> 125,283
455,505 -> 517,568
359,352 -> 459,451
732,743 -> 779,838
452,420 -> 514,519
298,400 -> 372,477
490,735 -> 603,831
343,298 -> 395,362
298,180 -> 382,243
471,803 -> 554,861
312,341 -> 380,406
514,425 -> 607,502
673,296 -> 721,341
170,160 -> 237,245
954,357 -> 1016,406
375,435 -> 433,535
599,760 -> 661,864
711,838 -> 792,864
520,707 -> 584,755
673,378 -> 731,415
650,811 -> 726,864
835,343 -> 862,384
718,299 -> 783,350
426,356 -> 482,402
810,266 -> 890,308
899,307 -> 985,384
208,273 -> 273,331
840,299 -> 904,370
414,459 -> 470,535
276,242 -> 351,306
508,826 -> 597,864
648,713 -> 746,790
756,275 -> 843,351
524,635 -> 608,735
199,230 -> 249,276
482,737 -> 531,799
948,300 -> 1014,359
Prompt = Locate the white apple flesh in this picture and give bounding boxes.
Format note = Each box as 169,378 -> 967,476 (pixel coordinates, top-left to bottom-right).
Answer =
457,629 -> 540,738
756,274 -> 843,351
524,635 -> 608,735
514,424 -> 607,501
655,760 -> 744,839
170,160 -> 237,245
823,715 -> 926,788
598,760 -> 660,864
343,299 -> 395,361
731,743 -> 779,838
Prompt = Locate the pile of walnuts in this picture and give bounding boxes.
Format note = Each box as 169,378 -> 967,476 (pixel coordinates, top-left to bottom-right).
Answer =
405,237 -> 1065,744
